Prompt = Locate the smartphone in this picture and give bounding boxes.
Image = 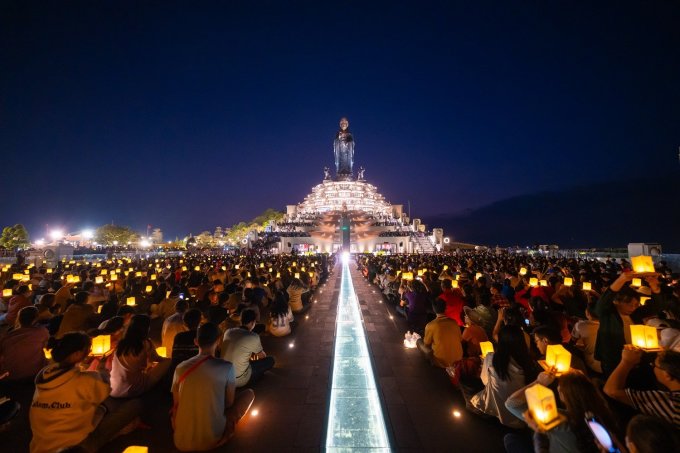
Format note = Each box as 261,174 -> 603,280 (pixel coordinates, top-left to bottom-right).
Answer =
585,412 -> 620,453
179,293 -> 185,300
524,319 -> 530,326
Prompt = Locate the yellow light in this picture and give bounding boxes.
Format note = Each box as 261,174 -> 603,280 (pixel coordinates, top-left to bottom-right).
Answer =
630,325 -> 659,349
545,344 -> 572,373
150,274 -> 157,281
529,278 -> 538,287
294,273 -> 300,279
292,262 -> 297,267
453,410 -> 461,418
631,255 -> 655,273
129,267 -> 134,272
43,348 -> 52,360
247,272 -> 252,278
563,277 -> 572,287
124,271 -> 130,276
97,305 -> 102,313
66,275 -> 74,284
21,275 -> 30,282
260,263 -> 264,268
156,346 -> 167,358
95,276 -> 104,284
100,269 -> 108,275
194,266 -> 200,271
540,279 -> 548,287
181,266 -> 187,271
276,272 -> 281,278
221,266 -> 226,271
24,269 -> 30,274
269,267 -> 273,272
443,265 -> 448,271
301,267 -> 306,272
525,383 -> 559,427
13,273 -> 24,280
480,341 -> 494,358
28,284 -> 33,290
110,274 -> 118,281
519,267 -> 527,276
2,289 -> 12,298
91,335 -> 111,356
582,282 -> 592,291
640,296 -> 650,306
116,268 -> 121,273
235,265 -> 240,269
251,409 -> 259,417
451,280 -> 459,288
475,272 -> 482,280
401,272 -> 414,281
145,285 -> 153,293
127,297 -> 136,306
309,272 -> 314,277
122,447 -> 148,453
631,278 -> 642,287
135,271 -> 142,277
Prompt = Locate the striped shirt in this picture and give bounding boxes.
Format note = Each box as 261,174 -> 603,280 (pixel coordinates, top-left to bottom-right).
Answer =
625,388 -> 680,428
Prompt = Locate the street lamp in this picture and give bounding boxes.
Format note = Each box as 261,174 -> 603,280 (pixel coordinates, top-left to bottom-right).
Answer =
49,230 -> 64,242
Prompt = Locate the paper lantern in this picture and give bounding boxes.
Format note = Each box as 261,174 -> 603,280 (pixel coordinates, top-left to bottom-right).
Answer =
402,272 -> 414,281
194,266 -> 200,271
480,341 -> 494,358
124,271 -> 130,276
247,272 -> 252,278
563,277 -> 572,287
525,384 -> 561,429
631,256 -> 655,273
639,296 -> 650,306
128,267 -> 134,272
181,266 -> 187,271
276,272 -> 281,278
455,274 -> 460,281
150,274 -> 156,281
66,275 -> 74,284
21,275 -> 30,282
43,348 -> 52,360
451,280 -> 459,289
630,325 -> 659,349
97,305 -> 103,313
582,282 -> 592,291
96,263 -> 101,268
519,267 -> 527,276
13,273 -> 24,280
145,285 -> 152,293
116,268 -> 121,273
110,274 -> 118,281
126,297 -> 136,306
28,284 -> 33,290
294,273 -> 300,279
91,335 -> 111,356
122,446 -> 148,453
269,267 -> 273,272
155,346 -> 167,358
301,267 -> 306,272
631,278 -> 642,287
529,278 -> 538,287
46,268 -> 53,274
443,265 -> 448,271
2,289 -> 12,298
260,263 -> 264,268
544,344 -> 572,373
475,272 -> 482,280
100,269 -> 108,275
221,266 -> 226,271
135,271 -> 142,277
292,262 -> 297,267
235,265 -> 240,269
540,279 -> 548,287
417,270 -> 424,277
309,272 -> 314,277
403,331 -> 419,348
95,276 -> 104,284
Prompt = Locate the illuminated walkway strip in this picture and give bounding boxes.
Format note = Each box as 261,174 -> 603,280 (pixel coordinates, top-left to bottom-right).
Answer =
325,257 -> 391,452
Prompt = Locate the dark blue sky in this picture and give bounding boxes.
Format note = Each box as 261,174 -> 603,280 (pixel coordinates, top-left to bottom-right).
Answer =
2,1 -> 679,241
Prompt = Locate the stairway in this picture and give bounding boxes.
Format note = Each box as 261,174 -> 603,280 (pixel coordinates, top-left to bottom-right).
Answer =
412,233 -> 436,253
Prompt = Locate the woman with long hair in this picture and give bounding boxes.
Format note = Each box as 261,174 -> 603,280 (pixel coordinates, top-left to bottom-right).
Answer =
468,325 -> 539,428
110,314 -> 171,398
268,290 -> 294,337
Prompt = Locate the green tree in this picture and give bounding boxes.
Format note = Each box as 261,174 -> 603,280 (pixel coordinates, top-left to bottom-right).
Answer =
94,224 -> 139,246
0,224 -> 30,250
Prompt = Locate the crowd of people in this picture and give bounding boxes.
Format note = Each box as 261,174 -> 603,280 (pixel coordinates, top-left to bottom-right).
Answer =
0,253 -> 332,452
359,251 -> 680,452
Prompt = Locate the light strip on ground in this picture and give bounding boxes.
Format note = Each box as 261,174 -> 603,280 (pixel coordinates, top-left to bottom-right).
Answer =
325,258 -> 391,452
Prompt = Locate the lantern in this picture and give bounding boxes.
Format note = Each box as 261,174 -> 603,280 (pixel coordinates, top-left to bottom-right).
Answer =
247,272 -> 252,278
475,272 -> 482,280
66,275 -> 74,284
116,268 -> 121,273
630,325 -> 659,350
480,341 -> 494,358
127,297 -> 136,306
402,272 -> 414,281
443,265 -> 448,271
294,273 -> 300,279
181,266 -> 187,271
97,305 -> 102,313
529,278 -> 538,287
194,266 -> 200,271
417,270 -> 424,277
269,267 -> 273,273
519,267 -> 527,276
276,272 -> 281,278
150,274 -> 156,281
43,348 -> 52,360
91,335 -> 111,356
128,267 -> 133,272
582,282 -> 592,291
28,284 -> 33,290
95,276 -> 104,284
145,285 -> 152,293
110,274 -> 118,281
135,271 -> 142,277
292,262 -> 297,267
156,346 -> 167,358
544,344 -> 572,373
563,277 -> 573,287
525,384 -> 562,430
403,331 -> 420,348
540,279 -> 548,287
309,272 -> 314,277
455,274 -> 460,281
46,268 -> 53,274
260,263 -> 264,268
21,275 -> 30,282
631,278 -> 642,287
2,289 -> 12,298
301,267 -> 306,272
101,269 -> 108,275
451,280 -> 459,289
235,265 -> 240,269
639,296 -> 650,306
123,447 -> 148,453
221,266 -> 227,271
631,256 -> 655,273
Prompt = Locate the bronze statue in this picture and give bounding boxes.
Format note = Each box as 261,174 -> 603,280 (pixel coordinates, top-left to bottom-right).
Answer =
333,117 -> 354,177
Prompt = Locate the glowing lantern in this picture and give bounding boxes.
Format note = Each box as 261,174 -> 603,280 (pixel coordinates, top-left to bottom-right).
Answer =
401,272 -> 414,281
128,267 -> 133,272
417,270 -> 424,277
124,271 -> 130,276
126,297 -> 136,306
292,262 -> 297,267
451,280 -> 459,289
403,331 -> 420,348
221,266 -> 226,271
116,268 -> 121,273
155,346 -> 167,358
28,284 -> 33,290
309,272 -> 314,277
631,256 -> 655,273
13,273 -> 24,280
563,277 -> 573,287
269,268 -> 273,273
123,446 -> 148,453
235,265 -> 240,270
294,273 -> 300,279
95,276 -> 104,284
66,275 -> 74,284
631,278 -> 642,287
91,335 -> 111,356
475,272 -> 482,280
194,266 -> 200,271
455,274 -> 460,281
582,282 -> 592,291
135,271 -> 142,277
301,267 -> 306,272
276,272 -> 281,278
480,341 -> 494,358
519,267 -> 528,276
639,296 -> 650,306
2,289 -> 12,298
260,263 -> 264,268
529,278 -> 538,287
630,325 -> 659,349
46,268 -> 53,274
525,384 -> 561,430
24,269 -> 30,274
97,305 -> 102,313
110,274 -> 118,281
443,265 -> 448,271
21,275 -> 30,282
247,272 -> 252,278
145,285 -> 153,293
181,266 -> 187,271
150,274 -> 156,281
43,348 -> 52,360
540,279 -> 548,287
101,269 -> 108,275
544,344 -> 572,373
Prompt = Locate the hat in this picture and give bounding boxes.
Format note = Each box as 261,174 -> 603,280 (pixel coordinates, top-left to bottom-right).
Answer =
464,305 -> 494,329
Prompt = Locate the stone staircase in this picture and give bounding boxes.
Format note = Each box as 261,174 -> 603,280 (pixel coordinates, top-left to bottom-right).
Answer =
412,233 -> 436,253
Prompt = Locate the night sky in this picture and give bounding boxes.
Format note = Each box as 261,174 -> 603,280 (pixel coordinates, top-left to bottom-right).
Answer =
2,1 -> 679,242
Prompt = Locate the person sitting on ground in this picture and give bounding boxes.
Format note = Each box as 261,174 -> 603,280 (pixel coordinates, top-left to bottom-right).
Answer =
267,291 -> 294,337
30,332 -> 141,453
504,369 -> 620,453
286,278 -> 309,313
462,306 -> 489,357
156,287 -> 181,321
86,316 -> 125,373
603,347 -> 680,429
162,299 -> 189,357
416,298 -> 463,368
110,314 -> 172,398
56,291 -> 96,339
0,306 -> 49,381
171,322 -> 255,451
221,309 -> 275,388
172,308 -> 202,364
467,325 -> 539,428
398,279 -> 430,336
0,285 -> 32,326
570,302 -> 602,374
533,325 -> 588,375
438,279 -> 465,327
624,414 -> 680,453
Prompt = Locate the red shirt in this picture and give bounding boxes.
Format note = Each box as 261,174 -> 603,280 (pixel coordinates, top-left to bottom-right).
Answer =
438,289 -> 465,326
5,294 -> 31,325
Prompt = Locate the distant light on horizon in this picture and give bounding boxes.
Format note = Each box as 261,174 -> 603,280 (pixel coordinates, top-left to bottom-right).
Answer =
49,230 -> 63,241
81,229 -> 94,239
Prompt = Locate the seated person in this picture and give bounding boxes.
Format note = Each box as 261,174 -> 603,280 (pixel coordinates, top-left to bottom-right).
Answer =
110,315 -> 172,398
416,298 -> 463,368
161,299 -> 189,356
172,309 -> 202,364
171,323 -> 255,451
571,302 -> 602,374
221,309 -> 274,388
56,291 -> 96,339
462,306 -> 489,357
30,332 -> 141,453
604,347 -> 680,429
0,306 -> 49,381
624,414 -> 680,453
286,279 -> 309,313
267,291 -> 294,337
533,325 -> 588,374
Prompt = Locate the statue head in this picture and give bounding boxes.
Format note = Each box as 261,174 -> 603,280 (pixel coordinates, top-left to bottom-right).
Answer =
339,117 -> 349,131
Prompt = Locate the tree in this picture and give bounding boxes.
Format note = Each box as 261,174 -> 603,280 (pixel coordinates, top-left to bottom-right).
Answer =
94,224 -> 139,246
0,224 -> 30,250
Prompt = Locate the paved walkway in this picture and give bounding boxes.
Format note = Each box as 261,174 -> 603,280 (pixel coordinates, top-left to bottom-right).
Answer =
2,260 -> 511,452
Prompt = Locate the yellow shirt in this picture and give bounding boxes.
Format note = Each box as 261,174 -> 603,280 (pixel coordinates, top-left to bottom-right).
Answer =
424,315 -> 463,367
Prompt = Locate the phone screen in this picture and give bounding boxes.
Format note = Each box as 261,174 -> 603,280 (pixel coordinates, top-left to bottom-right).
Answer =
179,293 -> 185,300
586,418 -> 617,452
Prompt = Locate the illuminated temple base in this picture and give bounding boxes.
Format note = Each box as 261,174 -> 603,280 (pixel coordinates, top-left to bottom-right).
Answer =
325,257 -> 391,451
297,180 -> 395,216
